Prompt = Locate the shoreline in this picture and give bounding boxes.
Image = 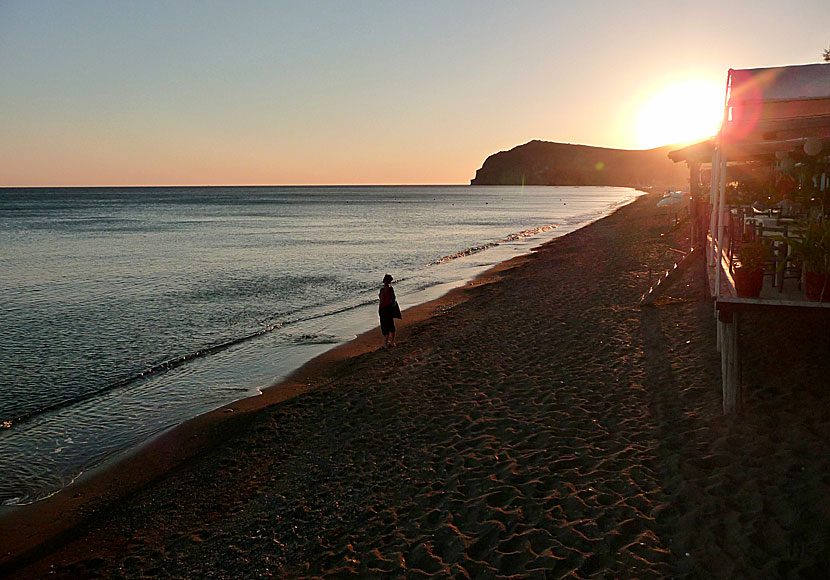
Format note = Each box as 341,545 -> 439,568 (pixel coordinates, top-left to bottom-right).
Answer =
8,188 -> 829,578
1,185 -> 644,510
0,193 -> 584,575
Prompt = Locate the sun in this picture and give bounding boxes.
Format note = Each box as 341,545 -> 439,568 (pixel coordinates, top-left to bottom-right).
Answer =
636,80 -> 724,149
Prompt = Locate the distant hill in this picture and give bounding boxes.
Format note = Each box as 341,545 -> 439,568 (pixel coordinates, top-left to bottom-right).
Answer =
470,140 -> 688,189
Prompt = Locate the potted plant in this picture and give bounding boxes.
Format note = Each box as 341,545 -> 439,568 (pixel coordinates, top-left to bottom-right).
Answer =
733,241 -> 770,298
783,219 -> 830,301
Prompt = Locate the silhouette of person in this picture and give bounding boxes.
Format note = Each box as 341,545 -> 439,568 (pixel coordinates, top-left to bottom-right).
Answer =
378,274 -> 397,348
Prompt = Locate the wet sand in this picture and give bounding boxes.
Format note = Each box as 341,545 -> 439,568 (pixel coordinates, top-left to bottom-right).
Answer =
3,191 -> 830,579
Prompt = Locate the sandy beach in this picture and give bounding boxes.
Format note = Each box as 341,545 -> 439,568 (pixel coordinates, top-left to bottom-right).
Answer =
3,191 -> 830,579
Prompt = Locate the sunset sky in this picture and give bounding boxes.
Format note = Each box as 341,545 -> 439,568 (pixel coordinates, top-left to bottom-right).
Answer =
1,1 -> 827,186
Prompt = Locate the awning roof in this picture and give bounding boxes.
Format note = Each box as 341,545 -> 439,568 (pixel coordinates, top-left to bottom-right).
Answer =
667,139 -> 714,164
728,63 -> 830,105
723,63 -> 830,144
669,63 -> 830,164
669,135 -> 830,164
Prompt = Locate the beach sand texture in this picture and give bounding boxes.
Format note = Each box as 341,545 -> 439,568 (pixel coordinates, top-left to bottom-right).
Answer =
4,192 -> 830,579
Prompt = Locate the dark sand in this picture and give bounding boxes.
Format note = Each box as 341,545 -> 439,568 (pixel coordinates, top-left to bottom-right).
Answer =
3,192 -> 830,579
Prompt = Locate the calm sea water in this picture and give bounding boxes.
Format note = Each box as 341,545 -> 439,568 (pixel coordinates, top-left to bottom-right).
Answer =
0,185 -> 642,505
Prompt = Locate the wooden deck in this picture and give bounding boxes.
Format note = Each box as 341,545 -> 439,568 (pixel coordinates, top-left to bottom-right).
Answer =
707,236 -> 830,413
709,235 -> 830,310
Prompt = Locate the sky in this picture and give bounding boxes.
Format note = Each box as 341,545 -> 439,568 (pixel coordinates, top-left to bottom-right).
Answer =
1,1 -> 827,186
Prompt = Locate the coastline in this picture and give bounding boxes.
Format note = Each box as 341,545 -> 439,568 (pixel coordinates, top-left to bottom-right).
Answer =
0,192 -> 595,575
1,184 -> 644,510
5,189 -> 830,578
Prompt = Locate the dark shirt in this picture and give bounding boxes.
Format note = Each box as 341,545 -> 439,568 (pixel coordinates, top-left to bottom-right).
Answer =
379,285 -> 395,310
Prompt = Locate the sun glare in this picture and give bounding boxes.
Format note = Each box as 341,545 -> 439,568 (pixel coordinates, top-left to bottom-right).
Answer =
636,80 -> 724,149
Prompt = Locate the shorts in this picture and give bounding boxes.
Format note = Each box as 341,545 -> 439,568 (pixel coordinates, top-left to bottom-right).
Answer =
379,311 -> 395,335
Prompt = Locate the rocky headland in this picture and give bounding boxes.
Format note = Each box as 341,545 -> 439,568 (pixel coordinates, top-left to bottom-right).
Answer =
471,140 -> 688,188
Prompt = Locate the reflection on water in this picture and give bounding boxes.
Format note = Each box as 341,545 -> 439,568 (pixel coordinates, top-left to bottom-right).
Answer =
0,185 -> 641,504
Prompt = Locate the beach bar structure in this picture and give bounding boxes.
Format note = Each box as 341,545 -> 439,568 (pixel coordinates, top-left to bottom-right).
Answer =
669,63 -> 830,413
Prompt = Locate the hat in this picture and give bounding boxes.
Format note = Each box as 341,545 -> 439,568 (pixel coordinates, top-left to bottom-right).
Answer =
383,274 -> 393,284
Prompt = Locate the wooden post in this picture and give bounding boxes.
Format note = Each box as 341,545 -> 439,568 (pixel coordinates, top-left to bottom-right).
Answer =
639,247 -> 701,305
708,149 -> 720,268
718,309 -> 740,413
715,149 -> 728,299
689,161 -> 701,248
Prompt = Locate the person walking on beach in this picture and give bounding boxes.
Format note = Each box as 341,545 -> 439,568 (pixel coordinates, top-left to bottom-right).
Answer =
378,273 -> 399,348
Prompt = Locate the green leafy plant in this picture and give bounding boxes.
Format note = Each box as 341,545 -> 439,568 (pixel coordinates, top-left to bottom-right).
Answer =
780,220 -> 830,274
735,241 -> 771,272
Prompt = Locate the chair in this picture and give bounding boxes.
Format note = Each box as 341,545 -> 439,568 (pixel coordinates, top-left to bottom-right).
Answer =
727,208 -> 758,270
756,224 -> 783,291
777,227 -> 803,292
760,223 -> 802,293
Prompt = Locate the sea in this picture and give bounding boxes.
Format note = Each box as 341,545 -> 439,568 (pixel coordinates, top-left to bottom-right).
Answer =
0,185 -> 643,505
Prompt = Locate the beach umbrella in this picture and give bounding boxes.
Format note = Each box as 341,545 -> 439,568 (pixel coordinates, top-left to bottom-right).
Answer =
656,192 -> 689,207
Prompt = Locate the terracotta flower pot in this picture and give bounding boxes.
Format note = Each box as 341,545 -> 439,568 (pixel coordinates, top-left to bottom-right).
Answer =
734,267 -> 764,298
805,272 -> 830,302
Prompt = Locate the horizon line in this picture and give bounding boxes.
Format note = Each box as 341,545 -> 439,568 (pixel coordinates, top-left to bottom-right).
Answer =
0,183 -> 476,189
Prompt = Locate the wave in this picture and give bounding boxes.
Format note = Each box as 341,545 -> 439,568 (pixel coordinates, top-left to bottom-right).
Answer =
426,224 -> 557,266
0,294 -> 390,431
284,333 -> 358,345
0,321 -> 285,431
1,223 -> 559,431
